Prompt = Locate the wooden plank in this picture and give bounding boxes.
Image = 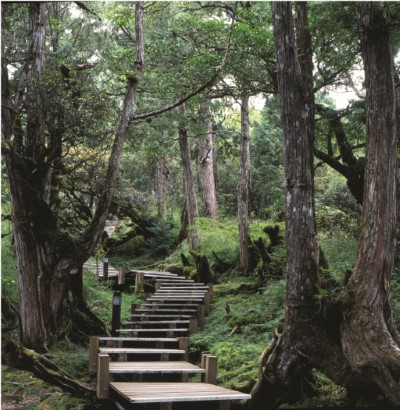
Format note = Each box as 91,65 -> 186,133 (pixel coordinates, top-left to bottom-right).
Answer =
157,289 -> 208,292
99,337 -> 178,343
123,320 -> 190,325
147,297 -> 203,302
131,270 -> 178,276
117,329 -> 188,333
99,347 -> 185,354
131,314 -> 193,319
109,361 -> 205,374
135,308 -> 197,313
141,303 -> 199,308
110,382 -> 251,404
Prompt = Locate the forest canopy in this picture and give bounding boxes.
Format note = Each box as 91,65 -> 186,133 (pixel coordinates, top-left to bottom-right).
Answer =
1,1 -> 400,409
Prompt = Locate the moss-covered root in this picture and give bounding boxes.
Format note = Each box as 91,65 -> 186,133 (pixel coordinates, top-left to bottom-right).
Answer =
1,338 -> 94,398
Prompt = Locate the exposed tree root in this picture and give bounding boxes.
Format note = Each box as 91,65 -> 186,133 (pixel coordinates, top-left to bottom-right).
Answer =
1,338 -> 94,398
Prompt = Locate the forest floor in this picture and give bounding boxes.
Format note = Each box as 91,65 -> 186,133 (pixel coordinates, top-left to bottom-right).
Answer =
2,231 -> 400,409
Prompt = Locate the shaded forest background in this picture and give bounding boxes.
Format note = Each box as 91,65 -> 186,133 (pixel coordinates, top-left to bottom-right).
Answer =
2,1 -> 400,409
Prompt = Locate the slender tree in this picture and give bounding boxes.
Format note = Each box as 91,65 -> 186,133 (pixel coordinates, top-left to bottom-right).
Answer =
237,93 -> 251,272
178,104 -> 200,251
199,102 -> 218,219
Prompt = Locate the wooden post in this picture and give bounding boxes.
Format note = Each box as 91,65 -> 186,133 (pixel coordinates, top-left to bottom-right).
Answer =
155,281 -> 161,291
159,403 -> 172,410
219,401 -> 231,410
201,353 -> 207,382
96,353 -> 110,399
197,304 -> 205,329
103,257 -> 109,281
208,282 -> 213,302
118,267 -> 126,285
189,318 -> 197,335
178,337 -> 188,360
89,336 -> 99,373
135,272 -> 144,293
205,355 -> 218,385
131,303 -> 139,315
204,291 -> 211,315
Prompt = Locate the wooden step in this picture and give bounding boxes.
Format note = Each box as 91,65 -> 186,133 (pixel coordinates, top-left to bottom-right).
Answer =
147,297 -> 204,302
109,361 -> 205,375
135,308 -> 197,314
131,270 -> 178,276
122,320 -> 191,326
99,337 -> 178,343
109,382 -> 251,408
156,290 -> 208,294
159,286 -> 209,290
154,278 -> 194,282
117,329 -> 189,335
141,303 -> 199,309
131,314 -> 194,320
99,347 -> 186,355
156,279 -> 210,289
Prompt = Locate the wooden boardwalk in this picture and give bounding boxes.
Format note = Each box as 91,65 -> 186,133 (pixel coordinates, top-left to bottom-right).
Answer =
89,270 -> 251,409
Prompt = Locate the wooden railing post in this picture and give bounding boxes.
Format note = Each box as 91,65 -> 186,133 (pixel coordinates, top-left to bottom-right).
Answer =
135,272 -> 144,293
197,304 -> 205,328
205,355 -> 218,385
189,318 -> 197,335
178,337 -> 188,360
96,353 -> 110,399
118,267 -> 126,285
89,336 -> 99,373
204,291 -> 211,315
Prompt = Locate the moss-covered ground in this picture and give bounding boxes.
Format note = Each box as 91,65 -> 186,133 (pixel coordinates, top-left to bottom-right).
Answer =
2,217 -> 399,409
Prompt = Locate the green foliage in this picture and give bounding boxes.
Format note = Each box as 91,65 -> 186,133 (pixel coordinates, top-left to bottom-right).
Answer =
189,279 -> 286,393
315,167 -> 361,236
1,217 -> 18,304
145,220 -> 179,257
319,232 -> 359,284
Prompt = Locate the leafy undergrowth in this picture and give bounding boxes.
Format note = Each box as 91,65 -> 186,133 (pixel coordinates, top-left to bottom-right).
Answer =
189,278 -> 279,393
1,265 -> 143,410
188,277 -> 350,408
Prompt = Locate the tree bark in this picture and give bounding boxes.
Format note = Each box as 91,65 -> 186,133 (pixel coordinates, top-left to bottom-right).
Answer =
340,4 -> 400,405
199,102 -> 218,219
157,158 -> 164,219
3,2 -> 145,351
178,104 -> 200,251
237,93 -> 251,273
251,3 -> 352,407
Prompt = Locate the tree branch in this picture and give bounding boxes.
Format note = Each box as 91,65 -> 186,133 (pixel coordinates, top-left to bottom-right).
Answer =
130,4 -> 237,122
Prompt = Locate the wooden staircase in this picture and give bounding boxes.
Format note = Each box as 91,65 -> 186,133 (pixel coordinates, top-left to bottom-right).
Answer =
89,270 -> 251,409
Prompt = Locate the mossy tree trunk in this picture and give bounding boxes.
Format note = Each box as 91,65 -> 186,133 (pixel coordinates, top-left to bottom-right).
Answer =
339,4 -> 400,404
251,2 -> 400,408
2,2 -> 145,352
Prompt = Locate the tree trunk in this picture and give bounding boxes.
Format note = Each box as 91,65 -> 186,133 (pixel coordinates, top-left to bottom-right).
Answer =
340,4 -> 400,405
178,104 -> 200,251
3,2 -> 145,351
199,102 -> 218,219
157,158 -> 164,219
237,93 -> 251,273
251,3 -> 351,407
